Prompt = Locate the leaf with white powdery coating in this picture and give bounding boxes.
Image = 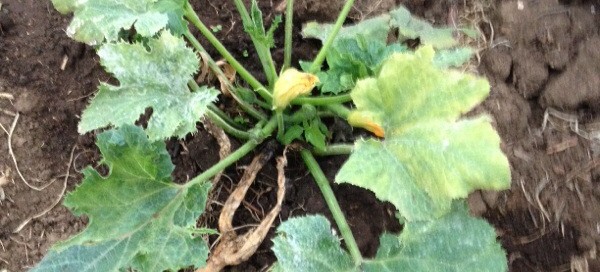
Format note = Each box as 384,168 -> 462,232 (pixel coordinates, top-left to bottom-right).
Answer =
272,215 -> 357,272
364,202 -> 507,272
336,46 -> 510,221
31,125 -> 211,272
79,31 -> 218,141
51,0 -> 187,45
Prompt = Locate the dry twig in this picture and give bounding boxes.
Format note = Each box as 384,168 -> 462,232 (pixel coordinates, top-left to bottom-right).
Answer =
198,148 -> 287,272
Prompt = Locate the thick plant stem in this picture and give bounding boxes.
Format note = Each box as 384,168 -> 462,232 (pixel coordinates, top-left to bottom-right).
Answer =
187,117 -> 278,187
300,149 -> 363,266
205,109 -> 252,140
184,2 -> 271,102
283,0 -> 294,70
184,32 -> 269,121
233,0 -> 278,86
292,93 -> 352,106
313,144 -> 353,156
276,109 -> 285,141
308,0 -> 356,74
324,104 -> 351,119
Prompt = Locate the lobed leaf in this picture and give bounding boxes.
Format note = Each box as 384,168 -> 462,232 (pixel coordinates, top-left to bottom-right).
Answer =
302,13 -> 407,94
32,125 -> 210,271
51,0 -> 187,45
390,6 -> 475,49
336,46 -> 510,220
301,6 -> 475,94
301,14 -> 391,44
273,205 -> 507,272
78,31 -> 218,141
363,203 -> 507,272
272,215 -> 357,272
316,37 -> 407,94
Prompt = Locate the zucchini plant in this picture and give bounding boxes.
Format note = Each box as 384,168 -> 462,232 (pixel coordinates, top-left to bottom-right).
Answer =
33,0 -> 510,271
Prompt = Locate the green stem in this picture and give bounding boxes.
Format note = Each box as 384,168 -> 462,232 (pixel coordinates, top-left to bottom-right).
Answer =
184,2 -> 271,102
292,93 -> 352,106
206,109 -> 253,140
276,109 -> 285,141
324,104 -> 351,119
208,104 -> 244,130
308,0 -> 356,74
184,31 -> 269,121
187,117 -> 278,187
233,0 -> 278,87
283,0 -> 294,69
188,80 -> 246,130
313,144 -> 353,156
300,150 -> 363,265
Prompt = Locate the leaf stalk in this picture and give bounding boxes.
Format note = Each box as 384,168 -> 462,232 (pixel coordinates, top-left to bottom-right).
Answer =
184,2 -> 271,102
300,149 -> 363,266
187,117 -> 278,187
232,0 -> 279,87
184,32 -> 269,121
308,0 -> 356,74
283,0 -> 294,70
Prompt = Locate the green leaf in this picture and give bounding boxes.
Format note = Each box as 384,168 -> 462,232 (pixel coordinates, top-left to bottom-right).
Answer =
244,0 -> 282,49
79,31 -> 218,141
302,11 -> 408,94
282,125 -> 304,145
390,6 -> 473,49
363,202 -> 507,272
51,0 -> 187,45
32,125 -> 210,271
336,46 -> 510,220
302,14 -> 391,43
273,205 -> 506,272
272,215 -> 357,272
316,37 -> 407,94
304,119 -> 327,151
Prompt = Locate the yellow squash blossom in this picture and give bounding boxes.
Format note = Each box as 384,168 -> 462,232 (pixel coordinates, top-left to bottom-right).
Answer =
348,112 -> 385,138
273,69 -> 319,110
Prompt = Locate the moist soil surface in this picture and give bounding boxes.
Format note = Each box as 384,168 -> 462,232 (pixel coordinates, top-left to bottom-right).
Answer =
1,0 -> 599,271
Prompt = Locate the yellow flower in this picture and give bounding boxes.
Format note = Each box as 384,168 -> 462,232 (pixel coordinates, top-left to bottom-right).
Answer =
348,112 -> 385,138
273,69 -> 319,110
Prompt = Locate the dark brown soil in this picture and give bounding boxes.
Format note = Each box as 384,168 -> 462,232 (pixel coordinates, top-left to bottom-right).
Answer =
0,0 -> 599,271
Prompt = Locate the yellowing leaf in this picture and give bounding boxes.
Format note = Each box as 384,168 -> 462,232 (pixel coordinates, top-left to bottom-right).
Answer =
273,69 -> 319,110
337,46 -> 510,221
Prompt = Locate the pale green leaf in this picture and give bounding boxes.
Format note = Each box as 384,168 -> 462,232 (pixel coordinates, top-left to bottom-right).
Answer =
32,125 -> 210,272
301,14 -> 391,44
390,6 -> 472,49
337,46 -> 510,220
272,215 -> 357,272
364,202 -> 507,272
434,48 -> 474,69
273,206 -> 506,272
51,0 -> 186,45
79,31 -> 218,141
